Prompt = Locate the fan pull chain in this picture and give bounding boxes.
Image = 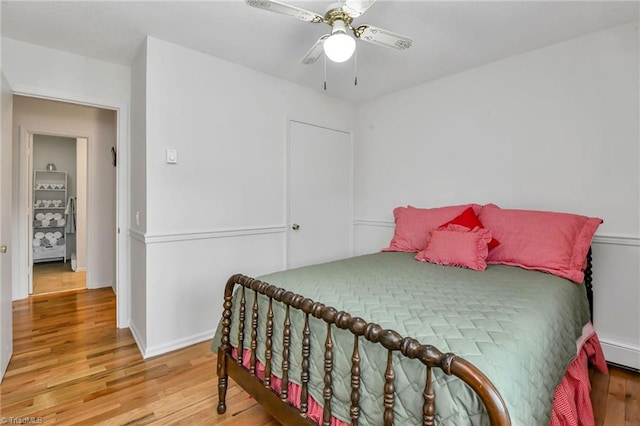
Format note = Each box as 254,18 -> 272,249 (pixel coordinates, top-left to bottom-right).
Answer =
354,49 -> 358,86
324,55 -> 327,91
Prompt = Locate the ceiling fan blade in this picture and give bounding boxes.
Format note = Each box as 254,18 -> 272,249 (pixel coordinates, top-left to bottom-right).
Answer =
353,25 -> 412,50
245,0 -> 324,23
300,35 -> 329,64
342,0 -> 376,18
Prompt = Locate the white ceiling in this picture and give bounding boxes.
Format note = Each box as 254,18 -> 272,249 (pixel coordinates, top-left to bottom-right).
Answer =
1,1 -> 638,102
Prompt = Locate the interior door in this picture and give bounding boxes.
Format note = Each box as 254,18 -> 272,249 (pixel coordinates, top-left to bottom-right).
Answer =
24,130 -> 33,294
288,120 -> 352,269
1,73 -> 14,380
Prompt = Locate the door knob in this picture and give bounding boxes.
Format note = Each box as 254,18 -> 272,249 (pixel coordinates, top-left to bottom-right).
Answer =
0,245 -> 7,254
291,224 -> 300,231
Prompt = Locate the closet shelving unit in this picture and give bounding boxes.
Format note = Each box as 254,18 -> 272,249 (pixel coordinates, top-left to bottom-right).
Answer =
33,170 -> 67,263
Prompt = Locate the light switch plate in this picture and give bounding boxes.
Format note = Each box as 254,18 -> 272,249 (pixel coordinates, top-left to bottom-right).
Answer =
166,148 -> 178,164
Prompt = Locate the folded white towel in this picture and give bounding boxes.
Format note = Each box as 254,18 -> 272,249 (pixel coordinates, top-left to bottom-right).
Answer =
41,219 -> 50,227
32,239 -> 40,247
57,218 -> 65,227
45,212 -> 54,220
35,232 -> 45,239
53,213 -> 62,220
35,212 -> 45,220
53,231 -> 62,238
45,232 -> 54,239
57,238 -> 65,246
49,237 -> 57,246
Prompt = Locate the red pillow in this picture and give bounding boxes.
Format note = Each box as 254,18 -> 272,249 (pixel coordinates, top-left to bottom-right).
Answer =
415,224 -> 492,271
440,206 -> 500,249
383,204 -> 481,252
478,204 -> 603,283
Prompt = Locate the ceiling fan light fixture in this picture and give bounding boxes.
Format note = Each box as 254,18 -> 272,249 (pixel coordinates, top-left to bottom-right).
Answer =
323,20 -> 356,63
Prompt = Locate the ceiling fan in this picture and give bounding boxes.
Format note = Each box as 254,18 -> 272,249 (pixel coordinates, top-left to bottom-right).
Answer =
245,0 -> 412,64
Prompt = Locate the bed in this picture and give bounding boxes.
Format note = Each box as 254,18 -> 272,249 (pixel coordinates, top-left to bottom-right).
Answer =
213,203 -> 606,425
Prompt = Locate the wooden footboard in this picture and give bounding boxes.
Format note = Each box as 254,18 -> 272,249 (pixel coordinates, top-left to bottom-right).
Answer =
217,274 -> 511,426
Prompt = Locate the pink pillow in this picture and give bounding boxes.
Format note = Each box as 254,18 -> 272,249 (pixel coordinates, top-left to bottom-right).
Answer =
478,204 -> 603,283
384,204 -> 481,252
440,206 -> 500,249
415,224 -> 492,271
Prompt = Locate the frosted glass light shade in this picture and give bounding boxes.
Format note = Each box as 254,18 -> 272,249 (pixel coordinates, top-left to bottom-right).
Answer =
323,32 -> 356,63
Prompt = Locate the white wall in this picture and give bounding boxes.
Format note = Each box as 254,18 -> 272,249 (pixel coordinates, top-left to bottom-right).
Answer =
129,39 -> 148,348
132,37 -> 355,356
33,135 -> 76,196
354,22 -> 640,368
1,38 -> 130,106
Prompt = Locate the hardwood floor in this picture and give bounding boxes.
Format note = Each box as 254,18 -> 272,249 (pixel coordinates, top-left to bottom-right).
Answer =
0,288 -> 638,425
32,261 -> 86,295
1,288 -> 277,425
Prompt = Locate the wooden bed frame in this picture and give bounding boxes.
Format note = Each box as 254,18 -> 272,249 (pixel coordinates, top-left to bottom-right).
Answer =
217,249 -> 594,426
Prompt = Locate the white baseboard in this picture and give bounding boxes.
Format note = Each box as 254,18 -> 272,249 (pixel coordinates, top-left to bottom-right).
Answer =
86,280 -> 113,289
142,330 -> 215,359
0,344 -> 12,382
601,339 -> 640,370
128,321 -> 145,358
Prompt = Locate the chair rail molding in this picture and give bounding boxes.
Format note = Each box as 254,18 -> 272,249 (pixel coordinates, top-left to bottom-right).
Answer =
129,225 -> 286,244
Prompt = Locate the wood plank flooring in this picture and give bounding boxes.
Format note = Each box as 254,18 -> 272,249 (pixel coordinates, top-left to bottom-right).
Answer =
32,261 -> 85,295
1,288 -> 277,425
0,288 -> 638,425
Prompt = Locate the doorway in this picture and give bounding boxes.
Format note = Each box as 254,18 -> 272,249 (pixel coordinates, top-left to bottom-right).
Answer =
14,95 -> 117,303
30,134 -> 87,295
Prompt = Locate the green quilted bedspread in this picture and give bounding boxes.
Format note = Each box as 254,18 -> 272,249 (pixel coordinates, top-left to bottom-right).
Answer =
212,252 -> 590,425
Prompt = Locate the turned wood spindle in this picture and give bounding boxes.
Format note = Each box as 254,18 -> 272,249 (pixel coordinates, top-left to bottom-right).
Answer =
350,334 -> 361,425
300,312 -> 311,416
216,279 -> 235,414
237,286 -> 246,365
323,323 -> 334,426
383,350 -> 395,426
265,297 -> 274,387
281,305 -> 291,401
250,289 -> 259,375
423,366 -> 435,426
585,247 -> 594,321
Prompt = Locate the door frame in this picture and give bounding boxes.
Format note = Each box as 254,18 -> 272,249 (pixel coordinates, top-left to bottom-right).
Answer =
284,116 -> 354,269
21,128 -> 33,295
22,130 -> 88,294
11,85 -> 130,328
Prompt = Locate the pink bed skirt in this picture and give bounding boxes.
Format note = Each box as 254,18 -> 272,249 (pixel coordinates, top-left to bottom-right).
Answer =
231,323 -> 607,426
231,347 -> 346,426
550,322 -> 608,426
